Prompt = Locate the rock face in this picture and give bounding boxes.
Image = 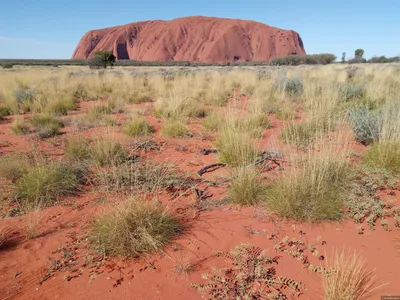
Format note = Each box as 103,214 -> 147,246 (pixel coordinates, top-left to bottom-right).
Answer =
72,16 -> 306,63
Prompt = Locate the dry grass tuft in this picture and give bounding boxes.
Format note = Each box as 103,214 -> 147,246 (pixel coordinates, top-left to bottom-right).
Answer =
90,199 -> 183,257
323,249 -> 386,300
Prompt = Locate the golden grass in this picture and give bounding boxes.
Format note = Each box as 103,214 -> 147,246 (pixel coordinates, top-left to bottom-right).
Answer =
323,249 -> 386,300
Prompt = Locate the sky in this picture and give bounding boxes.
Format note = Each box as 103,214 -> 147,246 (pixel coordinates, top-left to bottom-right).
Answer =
1,0 -> 399,60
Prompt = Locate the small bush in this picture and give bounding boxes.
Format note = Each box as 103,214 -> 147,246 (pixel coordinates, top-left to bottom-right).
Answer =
275,76 -> 303,96
0,153 -> 30,182
13,87 -> 35,113
90,199 -> 182,257
266,153 -> 349,221
16,162 -> 80,208
228,168 -> 265,205
348,107 -> 381,145
11,116 -> 30,135
363,140 -> 400,175
0,105 -> 11,120
161,119 -> 191,138
323,249 -> 383,300
29,114 -> 63,138
2,63 -> 13,69
217,130 -> 258,167
91,138 -> 129,167
65,136 -> 92,161
340,84 -> 366,102
124,118 -> 153,137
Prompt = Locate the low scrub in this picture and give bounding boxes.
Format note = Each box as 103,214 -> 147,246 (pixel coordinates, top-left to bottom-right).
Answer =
0,105 -> 11,120
269,53 -> 336,66
228,168 -> 265,205
266,152 -> 349,221
323,249 -> 384,300
29,113 -> 63,138
90,199 -> 182,257
348,107 -> 381,145
123,118 -> 153,137
161,119 -> 191,138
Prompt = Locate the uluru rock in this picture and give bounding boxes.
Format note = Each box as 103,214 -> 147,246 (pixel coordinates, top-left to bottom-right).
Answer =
72,16 -> 306,63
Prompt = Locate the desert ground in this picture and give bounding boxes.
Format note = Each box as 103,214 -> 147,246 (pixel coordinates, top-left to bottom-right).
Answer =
0,64 -> 400,300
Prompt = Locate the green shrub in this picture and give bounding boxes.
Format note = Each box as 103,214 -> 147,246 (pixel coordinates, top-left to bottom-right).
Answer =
124,119 -> 153,137
2,64 -> 13,69
228,168 -> 265,205
275,76 -> 303,96
363,140 -> 400,176
29,114 -> 63,138
16,162 -> 80,208
348,107 -> 381,145
266,153 -> 348,221
90,199 -> 182,257
0,105 -> 11,120
161,119 -> 191,138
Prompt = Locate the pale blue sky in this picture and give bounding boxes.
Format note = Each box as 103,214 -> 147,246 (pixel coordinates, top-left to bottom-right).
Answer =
1,0 -> 399,59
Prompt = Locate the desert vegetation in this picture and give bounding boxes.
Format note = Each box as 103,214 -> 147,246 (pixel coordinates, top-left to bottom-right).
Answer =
0,63 -> 399,299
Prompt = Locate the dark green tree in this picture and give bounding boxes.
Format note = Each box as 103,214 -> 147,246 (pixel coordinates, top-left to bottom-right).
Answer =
354,49 -> 364,60
88,50 -> 116,69
341,52 -> 346,63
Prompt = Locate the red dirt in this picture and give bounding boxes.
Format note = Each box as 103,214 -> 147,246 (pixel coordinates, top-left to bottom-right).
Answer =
72,16 -> 306,63
1,98 -> 400,300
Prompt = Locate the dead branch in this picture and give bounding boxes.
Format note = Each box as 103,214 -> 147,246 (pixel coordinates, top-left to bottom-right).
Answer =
197,163 -> 226,176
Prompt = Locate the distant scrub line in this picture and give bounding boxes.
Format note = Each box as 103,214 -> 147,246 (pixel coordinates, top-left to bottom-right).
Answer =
0,53 -> 386,68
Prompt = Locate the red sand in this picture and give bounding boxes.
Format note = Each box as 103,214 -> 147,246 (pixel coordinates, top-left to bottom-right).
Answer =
72,16 -> 306,63
1,99 -> 400,300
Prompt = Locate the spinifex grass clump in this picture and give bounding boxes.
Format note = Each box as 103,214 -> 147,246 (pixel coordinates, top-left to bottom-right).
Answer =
91,137 -> 129,167
280,117 -> 332,147
0,105 -> 11,120
11,116 -> 30,135
217,127 -> 258,167
29,113 -> 64,138
123,118 -> 153,137
323,249 -> 384,300
161,119 -> 191,138
65,136 -> 92,162
0,153 -> 30,183
91,199 -> 182,257
228,168 -> 265,205
266,148 -> 349,221
16,161 -> 80,209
